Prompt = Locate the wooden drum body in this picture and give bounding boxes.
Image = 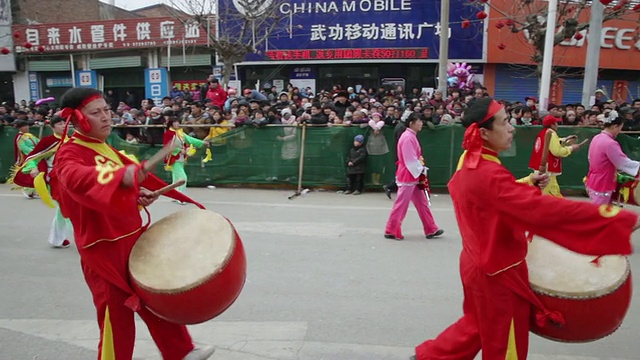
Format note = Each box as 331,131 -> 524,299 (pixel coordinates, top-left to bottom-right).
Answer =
129,209 -> 246,325
526,237 -> 632,342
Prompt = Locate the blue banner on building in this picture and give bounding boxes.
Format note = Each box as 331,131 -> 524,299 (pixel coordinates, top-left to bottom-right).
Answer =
290,67 -> 316,79
28,72 -> 40,102
75,70 -> 98,89
144,68 -> 169,105
218,0 -> 485,62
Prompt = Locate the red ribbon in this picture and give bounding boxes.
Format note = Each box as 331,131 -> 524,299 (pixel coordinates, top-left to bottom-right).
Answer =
461,100 -> 503,169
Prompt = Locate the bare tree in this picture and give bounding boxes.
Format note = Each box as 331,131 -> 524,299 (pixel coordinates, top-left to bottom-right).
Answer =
170,0 -> 286,87
473,0 -> 640,82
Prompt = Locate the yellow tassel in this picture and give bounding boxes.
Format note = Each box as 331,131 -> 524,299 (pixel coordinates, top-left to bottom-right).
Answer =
202,148 -> 213,163
187,145 -> 197,157
6,165 -> 19,185
34,172 -> 56,209
621,187 -> 630,203
164,165 -> 173,171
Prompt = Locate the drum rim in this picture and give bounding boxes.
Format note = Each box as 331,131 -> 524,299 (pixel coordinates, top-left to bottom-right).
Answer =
532,317 -> 624,343
131,212 -> 239,295
530,259 -> 631,300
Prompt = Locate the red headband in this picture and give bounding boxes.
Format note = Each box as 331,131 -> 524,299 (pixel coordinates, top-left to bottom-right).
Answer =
461,100 -> 504,169
58,93 -> 105,143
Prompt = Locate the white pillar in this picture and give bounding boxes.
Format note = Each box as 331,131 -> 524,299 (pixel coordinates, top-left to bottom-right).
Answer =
437,0 -> 450,95
538,0 -> 558,112
581,1 -> 604,106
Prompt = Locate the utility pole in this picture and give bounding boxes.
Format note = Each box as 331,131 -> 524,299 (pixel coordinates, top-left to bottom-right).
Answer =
437,0 -> 450,95
539,0 -> 558,113
581,1 -> 604,107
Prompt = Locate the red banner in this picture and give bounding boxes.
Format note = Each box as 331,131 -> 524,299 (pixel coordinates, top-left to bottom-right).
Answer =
171,80 -> 208,92
12,17 -> 210,53
265,48 -> 429,61
613,80 -> 629,103
549,78 -> 564,105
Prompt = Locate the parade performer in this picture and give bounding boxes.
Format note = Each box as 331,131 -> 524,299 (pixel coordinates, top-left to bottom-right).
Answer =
384,113 -> 444,240
9,115 -> 73,248
164,117 -> 210,198
411,98 -> 640,360
48,88 -> 215,360
13,120 -> 39,198
586,110 -> 640,205
528,115 -> 587,197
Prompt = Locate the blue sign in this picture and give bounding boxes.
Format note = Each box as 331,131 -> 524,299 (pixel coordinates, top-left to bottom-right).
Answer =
290,67 -> 316,79
28,72 -> 40,102
218,0 -> 484,61
44,76 -> 72,88
75,70 -> 98,89
145,68 -> 169,105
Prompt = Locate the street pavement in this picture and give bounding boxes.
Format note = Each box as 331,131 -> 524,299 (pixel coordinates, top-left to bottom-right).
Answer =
1,184 -> 640,360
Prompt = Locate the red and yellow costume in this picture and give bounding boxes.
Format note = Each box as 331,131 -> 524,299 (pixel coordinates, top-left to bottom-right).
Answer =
10,133 -> 62,189
415,102 -> 637,360
14,131 -> 39,165
50,126 -> 206,359
528,116 -> 574,197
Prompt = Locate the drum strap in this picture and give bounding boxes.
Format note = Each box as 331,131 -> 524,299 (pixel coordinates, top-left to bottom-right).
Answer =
492,268 -> 565,328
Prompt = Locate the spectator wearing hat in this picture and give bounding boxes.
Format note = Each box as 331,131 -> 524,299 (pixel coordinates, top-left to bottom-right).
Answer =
621,107 -> 640,131
344,134 -> 367,195
224,88 -> 238,111
145,106 -> 165,145
528,115 -> 588,197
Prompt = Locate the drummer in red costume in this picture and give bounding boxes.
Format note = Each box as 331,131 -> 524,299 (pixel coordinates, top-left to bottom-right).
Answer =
412,98 -> 640,360
528,115 -> 587,197
49,88 -> 215,360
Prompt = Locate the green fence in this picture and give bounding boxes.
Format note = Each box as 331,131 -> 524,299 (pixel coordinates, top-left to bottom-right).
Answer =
3,125 -> 640,190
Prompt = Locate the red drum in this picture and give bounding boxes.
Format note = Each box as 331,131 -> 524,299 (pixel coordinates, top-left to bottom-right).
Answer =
526,237 -> 632,342
129,209 -> 246,324
612,179 -> 640,206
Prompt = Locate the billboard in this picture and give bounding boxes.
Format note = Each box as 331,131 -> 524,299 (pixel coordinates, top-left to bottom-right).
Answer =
218,0 -> 485,62
11,17 -> 210,54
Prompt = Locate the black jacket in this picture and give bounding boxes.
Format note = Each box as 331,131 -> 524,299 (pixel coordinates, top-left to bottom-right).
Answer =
347,145 -> 367,174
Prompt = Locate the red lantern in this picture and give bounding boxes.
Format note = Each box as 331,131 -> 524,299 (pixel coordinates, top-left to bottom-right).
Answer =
498,43 -> 506,50
479,0 -> 488,2
461,20 -> 471,29
24,42 -> 33,49
574,32 -> 584,40
476,11 -> 488,20
634,3 -> 640,11
0,47 -> 10,55
599,0 -> 614,5
505,19 -> 515,27
37,45 -> 45,52
495,21 -> 505,29
12,31 -> 20,39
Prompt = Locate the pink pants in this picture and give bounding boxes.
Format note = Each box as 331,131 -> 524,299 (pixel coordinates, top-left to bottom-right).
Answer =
385,185 -> 439,238
586,187 -> 612,205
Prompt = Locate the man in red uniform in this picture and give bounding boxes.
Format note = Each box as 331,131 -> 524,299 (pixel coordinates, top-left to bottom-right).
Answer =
49,88 -> 215,360
412,98 -> 640,360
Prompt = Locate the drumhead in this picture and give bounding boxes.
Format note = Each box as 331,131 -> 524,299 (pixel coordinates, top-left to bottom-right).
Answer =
130,209 -> 235,293
527,237 -> 628,298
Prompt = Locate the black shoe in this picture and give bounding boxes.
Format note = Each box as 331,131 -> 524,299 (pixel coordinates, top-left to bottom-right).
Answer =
410,356 -> 417,360
426,229 -> 444,239
383,185 -> 392,199
384,234 -> 404,240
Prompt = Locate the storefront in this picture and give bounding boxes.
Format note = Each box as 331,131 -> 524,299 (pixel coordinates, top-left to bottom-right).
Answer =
219,0 -> 486,93
484,0 -> 640,105
11,16 -> 210,104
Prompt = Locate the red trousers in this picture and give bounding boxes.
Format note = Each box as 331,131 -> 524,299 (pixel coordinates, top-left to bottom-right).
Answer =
79,234 -> 194,360
415,251 -> 531,360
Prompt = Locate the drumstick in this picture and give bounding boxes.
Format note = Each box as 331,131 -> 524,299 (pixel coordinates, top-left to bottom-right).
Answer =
151,180 -> 186,197
144,143 -> 178,172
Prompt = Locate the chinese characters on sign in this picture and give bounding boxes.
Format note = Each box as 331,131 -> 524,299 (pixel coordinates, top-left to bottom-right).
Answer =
265,48 -> 428,61
309,22 -> 447,42
12,18 -> 209,53
172,80 -> 208,92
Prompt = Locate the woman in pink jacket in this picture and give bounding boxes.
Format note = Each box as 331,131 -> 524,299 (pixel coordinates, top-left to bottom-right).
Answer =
586,109 -> 640,205
384,113 -> 444,240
